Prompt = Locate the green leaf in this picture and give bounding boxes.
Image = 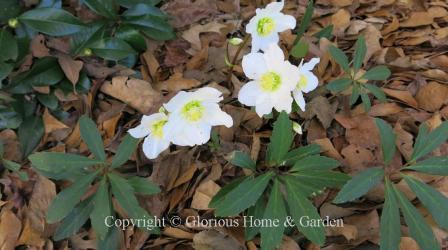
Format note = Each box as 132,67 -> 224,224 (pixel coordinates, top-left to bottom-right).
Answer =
0,62 -> 13,82
83,0 -> 117,19
266,112 -> 294,166
284,178 -> 325,245
98,226 -> 120,250
53,197 -> 94,241
290,40 -> 309,58
380,179 -> 401,250
328,45 -> 349,72
70,22 -> 106,56
291,170 -> 350,189
214,172 -> 273,217
281,175 -> 330,197
0,105 -> 21,129
364,83 -> 387,102
406,157 -> 448,175
18,115 -> 44,158
229,151 -> 256,170
362,65 -> 391,81
122,3 -> 167,18
0,29 -> 18,62
79,115 -> 106,161
29,152 -> 103,175
291,155 -> 340,172
123,15 -> 175,41
19,8 -> 84,36
353,36 -> 366,72
245,197 -> 265,241
313,25 -> 333,40
128,176 -> 160,195
411,122 -> 448,162
350,84 -> 361,105
360,92 -> 371,111
260,179 -> 287,250
0,0 -> 22,24
403,175 -> 448,230
111,134 -> 139,168
115,25 -> 147,51
209,177 -> 247,208
116,0 -> 161,7
90,38 -> 136,61
47,171 -> 97,223
375,118 -> 396,165
90,179 -> 112,240
283,144 -> 321,166
326,78 -> 352,92
333,167 -> 384,204
294,0 -> 313,41
392,184 -> 440,250
2,159 -> 21,172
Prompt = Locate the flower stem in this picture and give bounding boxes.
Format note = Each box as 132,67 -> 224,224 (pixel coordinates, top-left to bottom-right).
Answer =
226,35 -> 250,84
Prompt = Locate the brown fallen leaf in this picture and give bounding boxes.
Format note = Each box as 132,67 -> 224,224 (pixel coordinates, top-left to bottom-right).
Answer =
326,224 -> 358,241
30,34 -> 50,58
382,88 -> 418,108
0,210 -> 22,249
100,76 -> 163,114
394,123 -> 413,161
163,227 -> 194,240
154,72 -> 202,92
182,21 -> 228,50
191,180 -> 220,210
57,53 -> 83,86
369,103 -> 403,117
399,237 -> 419,250
415,81 -> 448,112
43,109 -> 69,134
192,230 -> 244,250
330,9 -> 351,36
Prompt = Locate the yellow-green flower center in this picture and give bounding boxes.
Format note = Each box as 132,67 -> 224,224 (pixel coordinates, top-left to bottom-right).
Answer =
260,72 -> 282,92
181,100 -> 205,122
257,17 -> 275,36
297,75 -> 308,89
151,119 -> 167,138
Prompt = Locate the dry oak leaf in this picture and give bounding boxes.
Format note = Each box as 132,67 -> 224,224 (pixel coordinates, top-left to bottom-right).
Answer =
382,88 -> 418,108
154,72 -> 202,92
193,230 -> 245,250
415,81 -> 448,112
100,76 -> 162,114
330,9 -> 351,36
0,210 -> 22,250
182,21 -> 228,50
43,108 -> 68,134
369,103 -> 403,117
57,53 -> 83,85
394,123 -> 413,161
191,180 -> 221,210
400,7 -> 448,28
399,237 -> 420,250
30,34 -> 50,58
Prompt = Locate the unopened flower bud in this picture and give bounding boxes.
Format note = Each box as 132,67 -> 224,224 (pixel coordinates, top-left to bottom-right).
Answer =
229,37 -> 243,46
82,48 -> 93,56
8,18 -> 19,28
293,122 -> 302,134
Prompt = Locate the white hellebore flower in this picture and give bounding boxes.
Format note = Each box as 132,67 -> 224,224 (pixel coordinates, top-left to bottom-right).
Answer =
163,87 -> 233,146
246,0 -> 296,52
292,57 -> 320,111
238,44 -> 298,117
128,112 -> 170,159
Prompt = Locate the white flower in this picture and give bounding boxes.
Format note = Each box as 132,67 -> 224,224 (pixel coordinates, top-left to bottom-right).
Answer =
246,0 -> 296,52
163,87 -> 233,146
238,44 -> 298,117
128,113 -> 170,159
292,58 -> 320,111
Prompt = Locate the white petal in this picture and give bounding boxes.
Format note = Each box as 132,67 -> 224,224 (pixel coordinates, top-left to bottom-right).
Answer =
246,16 -> 259,34
163,91 -> 192,112
265,0 -> 284,13
300,71 -> 319,93
251,33 -> 279,52
142,136 -> 170,159
194,87 -> 223,103
128,124 -> 150,138
264,43 -> 284,63
273,93 -> 293,114
293,89 -> 306,111
173,123 -> 211,146
273,13 -> 296,31
238,81 -> 262,106
242,53 -> 268,78
205,104 -> 233,128
301,57 -> 320,71
255,96 -> 274,117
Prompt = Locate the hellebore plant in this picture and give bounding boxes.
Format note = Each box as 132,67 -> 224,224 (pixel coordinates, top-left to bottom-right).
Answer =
129,87 -> 233,159
334,119 -> 448,250
210,112 -> 350,250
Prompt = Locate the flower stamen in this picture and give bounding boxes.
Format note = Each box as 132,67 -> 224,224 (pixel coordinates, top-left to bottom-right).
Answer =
260,72 -> 282,92
181,100 -> 205,122
257,17 -> 275,36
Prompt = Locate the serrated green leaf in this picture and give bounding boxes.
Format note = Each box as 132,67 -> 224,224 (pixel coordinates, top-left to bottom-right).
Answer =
37,93 -> 59,110
209,177 -> 247,208
29,152 -> 103,176
328,45 -> 349,72
280,175 -> 329,197
90,179 -> 111,240
18,115 -> 44,158
406,157 -> 448,175
245,197 -> 265,241
83,0 -> 117,19
294,0 -> 313,42
111,134 -> 139,168
283,144 -> 321,166
79,115 -> 106,161
353,36 -> 366,72
123,15 -> 175,41
90,38 -> 136,61
375,118 -> 396,165
291,40 -> 309,58
411,122 -> 448,162
53,197 -> 94,241
361,92 -> 371,111
392,184 -> 440,250
0,29 -> 18,62
380,179 -> 401,250
122,3 -> 167,18
326,78 -> 352,92
284,178 -> 325,245
115,25 -> 147,51
403,175 -> 448,230
362,66 -> 391,81
266,112 -> 294,166
313,25 -> 333,40
364,83 -> 386,102
128,176 -> 160,195
19,8 -> 84,36
230,151 -> 256,170
47,171 -> 97,223
350,84 -> 360,105
98,225 -> 120,250
291,155 -> 340,172
291,170 -> 349,188
214,172 -> 273,217
333,167 -> 384,204
260,179 -> 287,250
